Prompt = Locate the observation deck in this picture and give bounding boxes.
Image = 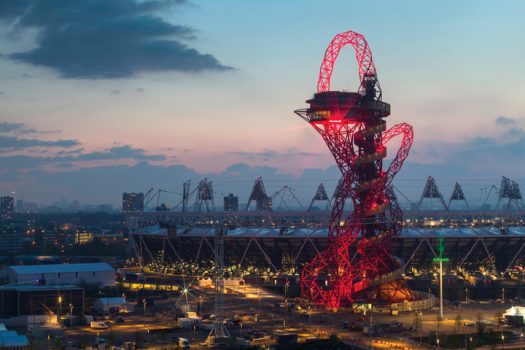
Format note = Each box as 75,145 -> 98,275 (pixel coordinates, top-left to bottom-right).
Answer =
296,91 -> 391,123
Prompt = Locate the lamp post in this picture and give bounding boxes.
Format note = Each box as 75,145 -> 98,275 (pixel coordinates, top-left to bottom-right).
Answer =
57,295 -> 62,317
182,287 -> 189,311
257,290 -> 261,314
69,304 -> 73,328
433,235 -> 449,320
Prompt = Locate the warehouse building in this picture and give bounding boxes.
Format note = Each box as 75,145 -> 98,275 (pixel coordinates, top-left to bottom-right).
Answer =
0,263 -> 115,287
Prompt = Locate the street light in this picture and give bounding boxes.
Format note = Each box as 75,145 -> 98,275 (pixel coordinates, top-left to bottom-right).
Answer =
433,235 -> 449,320
257,290 -> 261,314
57,295 -> 62,316
69,304 -> 73,328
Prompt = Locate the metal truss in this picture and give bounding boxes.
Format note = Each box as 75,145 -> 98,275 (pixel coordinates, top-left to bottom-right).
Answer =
317,30 -> 381,99
417,176 -> 448,211
125,209 -> 525,234
130,224 -> 525,279
293,30 -> 414,309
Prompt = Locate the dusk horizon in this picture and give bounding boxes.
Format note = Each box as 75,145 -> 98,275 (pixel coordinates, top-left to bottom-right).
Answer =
1,0 -> 524,206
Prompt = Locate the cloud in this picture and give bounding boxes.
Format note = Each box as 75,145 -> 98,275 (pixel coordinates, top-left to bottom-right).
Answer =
56,148 -> 85,156
1,0 -> 232,79
110,90 -> 120,95
0,122 -> 25,133
408,117 -> 525,180
0,145 -> 166,171
0,122 -> 59,135
0,135 -> 79,151
75,145 -> 166,161
228,148 -> 321,161
495,116 -> 516,125
0,122 -> 166,169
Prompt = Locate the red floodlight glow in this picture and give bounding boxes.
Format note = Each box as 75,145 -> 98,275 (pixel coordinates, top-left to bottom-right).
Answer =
295,30 -> 414,310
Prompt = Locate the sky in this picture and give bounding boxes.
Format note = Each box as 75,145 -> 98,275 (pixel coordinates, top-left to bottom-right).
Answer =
0,0 -> 524,207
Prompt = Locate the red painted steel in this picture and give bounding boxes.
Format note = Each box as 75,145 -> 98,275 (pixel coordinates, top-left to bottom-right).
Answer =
296,30 -> 414,310
317,31 -> 380,98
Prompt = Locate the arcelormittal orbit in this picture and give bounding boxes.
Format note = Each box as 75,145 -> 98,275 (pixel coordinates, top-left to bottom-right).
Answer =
295,30 -> 414,310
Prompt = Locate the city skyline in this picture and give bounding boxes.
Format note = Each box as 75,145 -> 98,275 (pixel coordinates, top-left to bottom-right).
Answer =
0,0 -> 524,204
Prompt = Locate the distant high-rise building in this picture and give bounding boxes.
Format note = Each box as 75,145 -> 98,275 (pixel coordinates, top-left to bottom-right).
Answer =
0,196 -> 14,221
224,194 -> 239,211
122,192 -> 144,212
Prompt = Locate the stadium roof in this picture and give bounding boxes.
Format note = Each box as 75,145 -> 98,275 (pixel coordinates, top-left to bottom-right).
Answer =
7,262 -> 114,275
0,284 -> 81,292
149,226 -> 525,238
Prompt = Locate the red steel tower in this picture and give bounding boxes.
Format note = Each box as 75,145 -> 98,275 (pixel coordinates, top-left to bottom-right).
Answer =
295,30 -> 414,310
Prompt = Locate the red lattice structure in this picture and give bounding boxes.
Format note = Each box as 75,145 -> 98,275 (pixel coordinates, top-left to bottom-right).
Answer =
295,30 -> 414,310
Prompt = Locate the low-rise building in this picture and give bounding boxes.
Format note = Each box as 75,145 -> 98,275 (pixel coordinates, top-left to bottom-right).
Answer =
0,323 -> 29,350
0,263 -> 115,287
93,297 -> 133,314
0,284 -> 84,319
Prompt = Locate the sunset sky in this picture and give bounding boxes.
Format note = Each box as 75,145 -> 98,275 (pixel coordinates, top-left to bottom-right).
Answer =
0,0 -> 524,206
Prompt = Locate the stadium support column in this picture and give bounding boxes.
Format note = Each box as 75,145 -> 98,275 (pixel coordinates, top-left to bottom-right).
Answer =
207,224 -> 229,343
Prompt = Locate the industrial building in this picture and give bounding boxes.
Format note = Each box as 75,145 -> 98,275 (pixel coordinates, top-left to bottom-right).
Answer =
0,284 -> 84,318
93,297 -> 133,314
0,263 -> 115,287
122,192 -> 144,212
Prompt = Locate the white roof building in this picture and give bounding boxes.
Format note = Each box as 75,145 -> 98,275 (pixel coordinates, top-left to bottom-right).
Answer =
93,297 -> 133,313
1,263 -> 115,287
504,306 -> 525,317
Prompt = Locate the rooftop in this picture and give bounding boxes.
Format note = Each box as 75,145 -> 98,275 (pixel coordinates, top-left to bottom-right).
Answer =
0,284 -> 82,292
7,262 -> 114,275
0,327 -> 29,347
